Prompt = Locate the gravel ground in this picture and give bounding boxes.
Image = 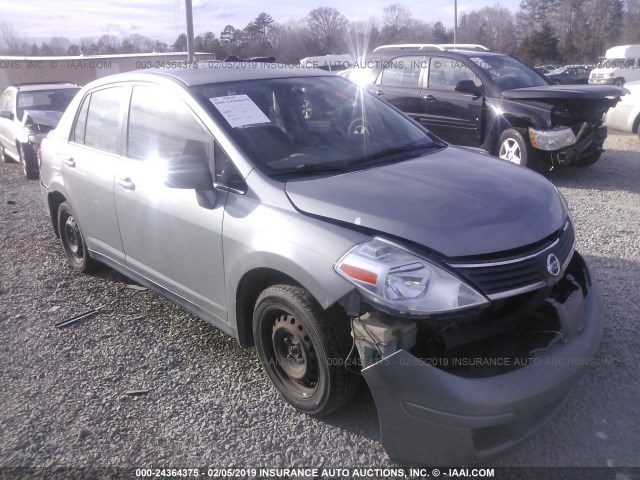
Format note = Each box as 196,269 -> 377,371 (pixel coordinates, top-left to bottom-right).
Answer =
1,133 -> 639,475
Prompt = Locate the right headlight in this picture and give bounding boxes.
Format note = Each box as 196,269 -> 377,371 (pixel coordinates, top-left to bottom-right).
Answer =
334,238 -> 489,316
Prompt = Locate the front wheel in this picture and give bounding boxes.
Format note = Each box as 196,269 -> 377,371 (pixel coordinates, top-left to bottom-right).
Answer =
613,78 -> 625,86
57,202 -> 98,272
253,284 -> 359,416
498,129 -> 544,171
1,143 -> 13,163
19,143 -> 39,179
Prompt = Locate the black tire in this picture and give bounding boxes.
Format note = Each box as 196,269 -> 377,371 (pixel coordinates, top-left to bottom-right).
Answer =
19,143 -> 39,180
1,143 -> 13,163
613,78 -> 625,86
497,128 -> 544,171
57,202 -> 98,272
253,284 -> 360,416
575,151 -> 602,167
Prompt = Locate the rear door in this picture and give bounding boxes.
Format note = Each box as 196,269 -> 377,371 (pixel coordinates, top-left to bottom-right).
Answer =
62,85 -> 129,263
114,84 -> 228,320
370,56 -> 427,126
420,56 -> 484,147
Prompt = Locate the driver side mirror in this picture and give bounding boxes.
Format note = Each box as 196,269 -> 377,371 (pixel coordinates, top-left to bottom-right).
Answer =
0,110 -> 14,120
454,80 -> 482,96
164,154 -> 213,190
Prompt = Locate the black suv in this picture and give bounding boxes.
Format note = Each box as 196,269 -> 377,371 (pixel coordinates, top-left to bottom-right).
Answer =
347,46 -> 626,170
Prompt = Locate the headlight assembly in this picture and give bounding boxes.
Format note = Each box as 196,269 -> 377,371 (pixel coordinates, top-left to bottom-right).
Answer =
334,238 -> 489,316
528,127 -> 576,151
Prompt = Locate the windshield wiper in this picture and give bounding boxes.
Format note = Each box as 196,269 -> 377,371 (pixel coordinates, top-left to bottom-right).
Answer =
346,139 -> 445,168
272,163 -> 349,179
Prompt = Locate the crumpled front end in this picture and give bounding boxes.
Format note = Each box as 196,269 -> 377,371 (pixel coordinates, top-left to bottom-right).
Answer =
352,250 -> 604,466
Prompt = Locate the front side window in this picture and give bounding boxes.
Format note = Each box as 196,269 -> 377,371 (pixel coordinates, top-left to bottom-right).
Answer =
428,57 -> 476,91
83,87 -> 128,154
194,75 -> 444,180
127,85 -> 213,163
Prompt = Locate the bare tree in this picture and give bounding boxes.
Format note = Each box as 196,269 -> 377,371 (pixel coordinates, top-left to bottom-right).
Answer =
383,4 -> 411,31
49,36 -> 70,55
0,22 -> 28,54
307,7 -> 348,54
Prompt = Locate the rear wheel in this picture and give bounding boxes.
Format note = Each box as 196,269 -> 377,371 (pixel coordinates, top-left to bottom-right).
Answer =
253,284 -> 359,416
57,202 -> 98,272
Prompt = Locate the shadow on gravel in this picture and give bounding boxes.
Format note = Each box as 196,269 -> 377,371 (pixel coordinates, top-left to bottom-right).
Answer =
547,147 -> 640,195
321,382 -> 381,442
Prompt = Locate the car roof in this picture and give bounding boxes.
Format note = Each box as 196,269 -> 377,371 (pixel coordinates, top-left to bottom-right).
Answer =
12,83 -> 80,92
92,62 -> 336,88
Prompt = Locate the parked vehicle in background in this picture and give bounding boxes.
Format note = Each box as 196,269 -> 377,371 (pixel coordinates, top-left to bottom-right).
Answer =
545,65 -> 592,84
605,80 -> 640,136
0,83 -> 80,179
345,45 -> 626,170
300,54 -> 354,72
40,63 -> 604,466
589,44 -> 640,86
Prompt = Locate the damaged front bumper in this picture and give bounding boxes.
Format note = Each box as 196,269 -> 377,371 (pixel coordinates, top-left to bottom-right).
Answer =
361,252 -> 604,466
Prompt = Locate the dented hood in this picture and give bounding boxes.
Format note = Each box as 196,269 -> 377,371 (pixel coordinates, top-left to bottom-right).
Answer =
285,148 -> 567,258
502,84 -> 627,101
22,110 -> 64,129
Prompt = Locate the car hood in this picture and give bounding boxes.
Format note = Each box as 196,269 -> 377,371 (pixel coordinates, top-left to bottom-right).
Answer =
285,148 -> 567,258
502,84 -> 627,100
22,110 -> 63,129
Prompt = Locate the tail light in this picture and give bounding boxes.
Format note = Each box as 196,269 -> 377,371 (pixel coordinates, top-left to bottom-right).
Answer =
37,146 -> 42,169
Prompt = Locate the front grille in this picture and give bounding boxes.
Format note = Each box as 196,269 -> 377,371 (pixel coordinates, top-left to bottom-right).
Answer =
449,221 -> 575,298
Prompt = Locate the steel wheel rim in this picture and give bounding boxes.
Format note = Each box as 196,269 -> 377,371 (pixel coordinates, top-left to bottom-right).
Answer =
499,138 -> 522,164
64,215 -> 83,261
269,311 -> 319,398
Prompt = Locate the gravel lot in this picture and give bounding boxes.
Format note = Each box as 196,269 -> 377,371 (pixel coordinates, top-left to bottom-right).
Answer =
1,133 -> 639,474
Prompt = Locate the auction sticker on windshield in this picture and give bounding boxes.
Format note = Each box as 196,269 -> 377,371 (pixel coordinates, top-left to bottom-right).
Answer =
209,94 -> 270,128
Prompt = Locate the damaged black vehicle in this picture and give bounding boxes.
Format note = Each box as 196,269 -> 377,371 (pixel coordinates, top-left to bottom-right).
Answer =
346,46 -> 627,170
0,83 -> 80,179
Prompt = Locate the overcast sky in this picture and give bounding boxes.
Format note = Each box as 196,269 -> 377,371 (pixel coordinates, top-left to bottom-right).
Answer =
4,0 -> 523,45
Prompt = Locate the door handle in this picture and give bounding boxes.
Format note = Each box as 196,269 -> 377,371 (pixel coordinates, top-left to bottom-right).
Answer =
117,177 -> 136,190
422,95 -> 436,102
64,158 -> 76,167
373,90 -> 385,96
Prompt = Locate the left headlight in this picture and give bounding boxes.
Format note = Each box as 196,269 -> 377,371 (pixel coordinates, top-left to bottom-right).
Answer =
528,127 -> 576,151
334,238 -> 489,316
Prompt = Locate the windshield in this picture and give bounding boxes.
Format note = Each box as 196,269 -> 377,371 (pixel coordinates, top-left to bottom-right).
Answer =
16,88 -> 79,119
469,55 -> 549,90
194,76 -> 442,179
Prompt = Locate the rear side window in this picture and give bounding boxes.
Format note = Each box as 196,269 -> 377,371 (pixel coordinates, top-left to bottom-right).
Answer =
72,95 -> 91,144
379,56 -> 424,88
82,87 -> 127,154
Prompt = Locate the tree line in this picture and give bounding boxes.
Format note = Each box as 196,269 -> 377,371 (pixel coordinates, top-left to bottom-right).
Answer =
1,1 -> 639,66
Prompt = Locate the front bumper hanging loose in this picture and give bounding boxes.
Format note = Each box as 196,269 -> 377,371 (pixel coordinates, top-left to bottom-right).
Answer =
362,253 -> 604,466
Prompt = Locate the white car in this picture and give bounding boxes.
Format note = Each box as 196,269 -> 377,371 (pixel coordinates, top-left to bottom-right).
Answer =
605,80 -> 640,137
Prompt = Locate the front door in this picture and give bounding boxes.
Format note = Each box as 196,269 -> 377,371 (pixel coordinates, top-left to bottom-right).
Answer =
421,56 -> 484,147
114,84 -> 228,320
